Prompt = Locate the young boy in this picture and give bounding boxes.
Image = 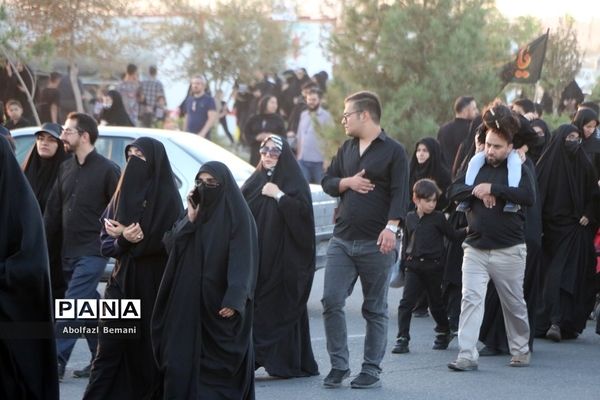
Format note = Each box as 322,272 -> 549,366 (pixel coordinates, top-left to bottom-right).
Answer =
392,179 -> 467,354
4,99 -> 33,130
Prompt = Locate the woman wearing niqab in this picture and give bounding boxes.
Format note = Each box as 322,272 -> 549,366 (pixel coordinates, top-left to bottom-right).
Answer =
241,135 -> 319,378
152,161 -> 258,399
83,137 -> 182,399
535,124 -> 599,340
0,135 -> 58,400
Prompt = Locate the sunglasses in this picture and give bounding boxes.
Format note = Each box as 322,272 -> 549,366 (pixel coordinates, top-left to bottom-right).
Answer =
195,179 -> 220,188
259,146 -> 281,157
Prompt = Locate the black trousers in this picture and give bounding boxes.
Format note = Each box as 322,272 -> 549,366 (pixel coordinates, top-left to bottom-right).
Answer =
397,258 -> 449,340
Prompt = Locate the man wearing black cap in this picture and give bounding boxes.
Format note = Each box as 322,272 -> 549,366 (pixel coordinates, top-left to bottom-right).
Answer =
44,113 -> 120,380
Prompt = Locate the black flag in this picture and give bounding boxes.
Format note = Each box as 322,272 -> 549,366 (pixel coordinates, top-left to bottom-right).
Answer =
500,30 -> 549,84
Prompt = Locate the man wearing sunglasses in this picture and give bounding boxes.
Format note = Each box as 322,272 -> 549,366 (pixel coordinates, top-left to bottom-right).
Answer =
321,91 -> 409,389
44,112 -> 120,380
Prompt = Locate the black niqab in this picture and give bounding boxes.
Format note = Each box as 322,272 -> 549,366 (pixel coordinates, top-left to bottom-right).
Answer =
528,119 -> 551,164
99,90 -> 135,127
152,161 -> 258,399
0,135 -> 58,400
241,138 -> 318,377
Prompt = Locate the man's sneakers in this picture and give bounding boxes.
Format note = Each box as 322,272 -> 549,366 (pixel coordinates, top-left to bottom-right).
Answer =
509,352 -> 531,367
448,358 -> 478,371
323,368 -> 350,388
73,363 -> 92,378
350,372 -> 381,389
391,337 -> 409,354
432,332 -> 451,350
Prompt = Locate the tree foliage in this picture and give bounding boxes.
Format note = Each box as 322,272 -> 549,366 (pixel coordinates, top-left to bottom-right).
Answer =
160,0 -> 290,91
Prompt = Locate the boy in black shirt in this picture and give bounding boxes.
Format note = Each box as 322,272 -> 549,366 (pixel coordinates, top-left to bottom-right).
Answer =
392,179 -> 467,354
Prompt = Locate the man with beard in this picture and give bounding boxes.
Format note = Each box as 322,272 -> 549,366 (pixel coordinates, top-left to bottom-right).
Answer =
296,88 -> 333,183
183,75 -> 218,140
447,102 -> 534,371
44,113 -> 120,380
437,96 -> 479,169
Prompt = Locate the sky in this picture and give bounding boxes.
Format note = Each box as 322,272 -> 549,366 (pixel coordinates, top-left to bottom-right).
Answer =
488,0 -> 594,21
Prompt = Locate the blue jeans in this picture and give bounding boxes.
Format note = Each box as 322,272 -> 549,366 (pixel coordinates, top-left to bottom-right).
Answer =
56,255 -> 107,365
321,237 -> 395,377
298,160 -> 324,184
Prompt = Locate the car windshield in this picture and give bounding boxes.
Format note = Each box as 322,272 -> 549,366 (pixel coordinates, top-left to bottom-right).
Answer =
169,134 -> 255,183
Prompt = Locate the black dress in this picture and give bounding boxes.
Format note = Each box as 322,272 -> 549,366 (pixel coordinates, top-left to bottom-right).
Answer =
241,138 -> 319,378
152,161 -> 258,399
83,137 -> 182,400
0,135 -> 58,400
535,124 -> 599,338
244,113 -> 286,166
409,137 -> 451,211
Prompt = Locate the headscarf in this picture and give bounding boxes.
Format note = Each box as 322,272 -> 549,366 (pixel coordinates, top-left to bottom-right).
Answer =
410,137 -> 451,209
99,90 -> 134,126
528,119 -> 551,164
22,132 -> 68,212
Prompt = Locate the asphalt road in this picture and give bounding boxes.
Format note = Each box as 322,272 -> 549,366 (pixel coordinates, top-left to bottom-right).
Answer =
60,269 -> 600,400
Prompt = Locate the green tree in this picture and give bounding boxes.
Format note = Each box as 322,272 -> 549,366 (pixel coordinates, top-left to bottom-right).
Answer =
540,15 -> 582,114
160,0 -> 289,91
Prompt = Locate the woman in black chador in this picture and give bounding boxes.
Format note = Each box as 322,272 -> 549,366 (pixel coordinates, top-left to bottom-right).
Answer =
241,135 -> 319,378
244,95 -> 286,166
83,137 -> 182,400
152,161 -> 258,399
0,135 -> 58,400
99,90 -> 135,127
409,137 -> 451,211
535,124 -> 599,341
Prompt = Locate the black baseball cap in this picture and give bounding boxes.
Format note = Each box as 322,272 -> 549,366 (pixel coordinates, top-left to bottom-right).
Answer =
34,123 -> 62,140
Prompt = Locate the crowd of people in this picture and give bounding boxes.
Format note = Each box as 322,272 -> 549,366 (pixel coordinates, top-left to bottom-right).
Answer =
1,71 -> 600,398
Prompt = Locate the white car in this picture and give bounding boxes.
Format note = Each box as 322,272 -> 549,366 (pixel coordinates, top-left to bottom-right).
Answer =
12,126 -> 336,270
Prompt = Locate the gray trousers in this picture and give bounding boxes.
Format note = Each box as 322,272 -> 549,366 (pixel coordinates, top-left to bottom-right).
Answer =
321,236 -> 395,377
458,243 -> 530,362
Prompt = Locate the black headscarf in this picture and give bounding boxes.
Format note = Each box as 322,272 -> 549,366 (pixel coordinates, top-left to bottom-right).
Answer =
409,137 -> 451,210
22,134 -> 68,212
528,119 -> 551,164
0,135 -> 58,400
573,108 -> 600,161
152,161 -> 258,399
241,136 -> 318,377
99,90 -> 134,127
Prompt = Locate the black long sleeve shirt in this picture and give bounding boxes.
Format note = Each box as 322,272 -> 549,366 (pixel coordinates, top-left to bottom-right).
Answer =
448,158 -> 535,250
44,149 -> 120,258
322,130 -> 409,241
402,210 -> 467,261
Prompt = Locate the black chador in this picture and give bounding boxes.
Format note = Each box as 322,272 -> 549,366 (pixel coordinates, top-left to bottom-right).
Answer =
99,90 -> 135,127
152,161 -> 258,399
535,124 -> 599,339
83,137 -> 182,399
241,137 -> 319,378
0,135 -> 58,400
409,137 -> 451,211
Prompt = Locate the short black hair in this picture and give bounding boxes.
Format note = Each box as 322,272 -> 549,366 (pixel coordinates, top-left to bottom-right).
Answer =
579,101 -> 600,116
482,100 -> 520,144
6,99 -> 22,109
345,91 -> 382,123
513,98 -> 535,114
126,63 -> 137,75
454,96 -> 475,114
413,178 -> 441,200
149,65 -> 157,76
66,112 -> 99,145
306,88 -> 322,99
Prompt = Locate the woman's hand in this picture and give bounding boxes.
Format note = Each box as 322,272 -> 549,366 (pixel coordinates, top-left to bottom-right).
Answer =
104,218 -> 125,238
122,223 -> 144,243
262,182 -> 281,199
256,132 -> 270,142
218,307 -> 236,318
579,215 -> 589,226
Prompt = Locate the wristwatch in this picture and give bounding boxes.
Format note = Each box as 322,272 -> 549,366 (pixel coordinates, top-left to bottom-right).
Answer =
275,191 -> 285,202
385,224 -> 399,234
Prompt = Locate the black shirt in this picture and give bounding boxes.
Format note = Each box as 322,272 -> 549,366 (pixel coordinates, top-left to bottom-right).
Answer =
437,118 -> 472,169
44,149 -> 120,258
5,117 -> 33,130
38,87 -> 60,123
402,210 -> 466,261
322,130 -> 409,241
448,158 -> 535,250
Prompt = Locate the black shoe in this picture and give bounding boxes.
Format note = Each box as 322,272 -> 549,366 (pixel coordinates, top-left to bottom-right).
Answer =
503,202 -> 520,212
478,346 -> 501,356
57,360 -> 65,381
433,333 -> 450,350
323,368 -> 350,388
546,324 -> 561,342
456,201 -> 471,212
391,337 -> 409,354
350,372 -> 381,389
412,309 -> 429,318
72,363 -> 91,378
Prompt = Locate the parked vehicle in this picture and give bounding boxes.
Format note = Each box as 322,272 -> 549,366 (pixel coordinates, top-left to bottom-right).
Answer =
12,126 -> 336,275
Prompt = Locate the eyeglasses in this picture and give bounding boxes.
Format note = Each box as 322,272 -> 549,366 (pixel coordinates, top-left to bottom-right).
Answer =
259,146 -> 282,158
195,178 -> 220,188
341,110 -> 361,123
62,127 -> 83,136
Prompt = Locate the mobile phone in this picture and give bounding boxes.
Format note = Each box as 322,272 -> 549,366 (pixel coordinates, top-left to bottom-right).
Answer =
103,218 -> 115,228
190,188 -> 202,209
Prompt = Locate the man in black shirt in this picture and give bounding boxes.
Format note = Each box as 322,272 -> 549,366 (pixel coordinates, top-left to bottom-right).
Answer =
321,91 -> 409,389
45,113 -> 120,379
447,103 -> 534,371
38,72 -> 61,123
437,96 -> 478,169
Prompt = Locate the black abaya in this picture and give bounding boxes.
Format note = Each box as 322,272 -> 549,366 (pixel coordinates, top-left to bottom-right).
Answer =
99,90 -> 135,127
535,124 -> 599,338
241,137 -> 319,378
0,135 -> 58,400
409,137 -> 451,211
152,161 -> 258,399
83,137 -> 182,400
